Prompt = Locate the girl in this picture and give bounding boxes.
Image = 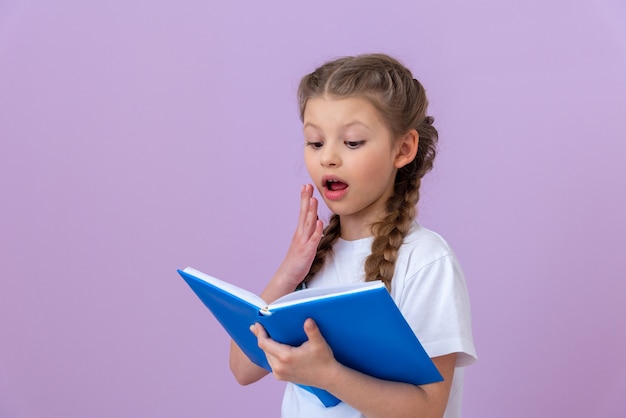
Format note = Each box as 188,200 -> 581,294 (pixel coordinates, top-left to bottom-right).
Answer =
230,53 -> 477,418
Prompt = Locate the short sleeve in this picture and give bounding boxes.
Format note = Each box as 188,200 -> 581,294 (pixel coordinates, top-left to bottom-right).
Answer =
394,253 -> 477,367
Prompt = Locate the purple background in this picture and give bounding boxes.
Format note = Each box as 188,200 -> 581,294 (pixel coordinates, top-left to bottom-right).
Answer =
1,0 -> 625,417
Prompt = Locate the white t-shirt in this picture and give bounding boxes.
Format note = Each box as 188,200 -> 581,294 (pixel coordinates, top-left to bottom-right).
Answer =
281,222 -> 477,418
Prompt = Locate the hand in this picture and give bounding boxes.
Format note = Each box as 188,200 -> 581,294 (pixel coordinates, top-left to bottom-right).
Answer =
274,184 -> 324,289
250,319 -> 338,388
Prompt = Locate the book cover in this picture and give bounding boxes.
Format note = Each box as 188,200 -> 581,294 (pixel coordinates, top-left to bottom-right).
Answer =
178,267 -> 443,407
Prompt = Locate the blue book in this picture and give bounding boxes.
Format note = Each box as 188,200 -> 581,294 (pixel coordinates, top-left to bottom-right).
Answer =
178,267 -> 443,407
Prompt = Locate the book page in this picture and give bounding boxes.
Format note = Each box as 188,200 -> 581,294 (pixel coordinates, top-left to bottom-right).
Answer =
182,267 -> 266,309
268,280 -> 385,311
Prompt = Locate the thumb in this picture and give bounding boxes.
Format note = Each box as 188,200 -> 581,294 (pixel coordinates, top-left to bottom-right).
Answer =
303,318 -> 322,341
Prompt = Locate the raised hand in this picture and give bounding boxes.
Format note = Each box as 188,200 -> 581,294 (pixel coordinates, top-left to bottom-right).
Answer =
266,184 -> 324,296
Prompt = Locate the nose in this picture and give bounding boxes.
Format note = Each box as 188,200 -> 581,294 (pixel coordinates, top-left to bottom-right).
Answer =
320,143 -> 340,167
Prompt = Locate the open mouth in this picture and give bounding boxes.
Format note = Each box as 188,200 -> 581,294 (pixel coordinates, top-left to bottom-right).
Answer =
325,179 -> 348,191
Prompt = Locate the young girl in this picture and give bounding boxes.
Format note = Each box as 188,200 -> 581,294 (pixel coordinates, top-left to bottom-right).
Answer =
230,53 -> 477,418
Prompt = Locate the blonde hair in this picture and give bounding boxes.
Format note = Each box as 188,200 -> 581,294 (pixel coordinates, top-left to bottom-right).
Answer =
299,53 -> 438,290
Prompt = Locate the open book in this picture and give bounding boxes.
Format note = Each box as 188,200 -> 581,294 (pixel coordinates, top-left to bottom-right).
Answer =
178,267 -> 443,407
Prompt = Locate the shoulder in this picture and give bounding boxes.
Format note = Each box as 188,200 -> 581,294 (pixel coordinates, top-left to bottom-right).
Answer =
391,222 -> 466,299
397,222 -> 457,271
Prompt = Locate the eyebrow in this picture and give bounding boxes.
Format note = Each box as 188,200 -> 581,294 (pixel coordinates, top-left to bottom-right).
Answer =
303,121 -> 372,131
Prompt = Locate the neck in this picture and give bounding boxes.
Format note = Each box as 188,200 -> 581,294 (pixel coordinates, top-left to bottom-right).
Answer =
337,198 -> 392,241
338,213 -> 378,241
339,225 -> 371,241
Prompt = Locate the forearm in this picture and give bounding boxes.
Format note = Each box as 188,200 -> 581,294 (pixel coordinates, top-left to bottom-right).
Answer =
229,340 -> 269,385
322,363 -> 446,418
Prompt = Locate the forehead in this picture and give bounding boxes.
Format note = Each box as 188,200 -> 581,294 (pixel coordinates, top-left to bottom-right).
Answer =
303,96 -> 385,130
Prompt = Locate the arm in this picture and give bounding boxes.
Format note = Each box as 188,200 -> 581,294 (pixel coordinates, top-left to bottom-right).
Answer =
230,184 -> 324,385
251,318 -> 456,418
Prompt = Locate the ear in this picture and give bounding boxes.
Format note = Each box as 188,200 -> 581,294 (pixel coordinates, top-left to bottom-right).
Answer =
394,129 -> 419,169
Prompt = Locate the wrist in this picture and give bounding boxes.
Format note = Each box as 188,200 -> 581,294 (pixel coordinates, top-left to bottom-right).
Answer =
260,273 -> 299,304
274,264 -> 306,290
318,359 -> 345,392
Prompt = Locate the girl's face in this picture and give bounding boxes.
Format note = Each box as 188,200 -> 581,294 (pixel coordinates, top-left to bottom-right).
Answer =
303,96 -> 401,237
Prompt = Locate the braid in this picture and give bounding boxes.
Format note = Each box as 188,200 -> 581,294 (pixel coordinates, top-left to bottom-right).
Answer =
364,111 -> 437,290
302,214 -> 341,285
364,166 -> 420,290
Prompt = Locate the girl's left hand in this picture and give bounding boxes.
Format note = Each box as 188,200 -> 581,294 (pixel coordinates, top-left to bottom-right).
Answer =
274,184 -> 324,290
250,319 -> 337,388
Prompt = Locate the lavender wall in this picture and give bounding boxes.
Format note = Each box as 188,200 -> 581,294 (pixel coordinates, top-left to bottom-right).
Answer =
1,1 -> 625,417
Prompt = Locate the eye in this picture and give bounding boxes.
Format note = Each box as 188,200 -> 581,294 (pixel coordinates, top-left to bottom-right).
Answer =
345,140 -> 365,149
306,141 -> 324,149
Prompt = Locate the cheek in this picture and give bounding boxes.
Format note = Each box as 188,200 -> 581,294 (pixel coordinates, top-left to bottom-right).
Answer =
352,156 -> 395,186
352,155 -> 386,176
303,154 -> 318,177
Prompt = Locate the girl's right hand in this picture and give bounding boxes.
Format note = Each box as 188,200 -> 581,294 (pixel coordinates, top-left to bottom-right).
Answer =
267,184 -> 324,295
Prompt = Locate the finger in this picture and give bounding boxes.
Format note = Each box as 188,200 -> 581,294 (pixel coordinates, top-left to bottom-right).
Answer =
303,196 -> 319,236
303,318 -> 323,342
251,323 -> 269,338
297,184 -> 310,229
251,323 -> 273,351
255,327 -> 285,355
297,184 -> 315,233
308,219 -> 324,247
251,323 -> 282,349
249,323 -> 259,337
